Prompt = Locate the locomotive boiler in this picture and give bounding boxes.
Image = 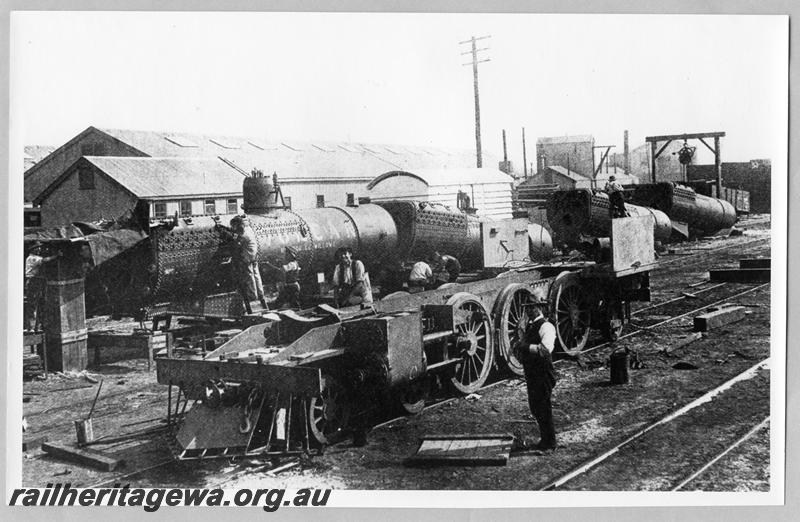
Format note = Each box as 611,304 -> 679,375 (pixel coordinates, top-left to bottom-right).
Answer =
546,189 -> 673,248
629,182 -> 737,238
90,174 -> 497,317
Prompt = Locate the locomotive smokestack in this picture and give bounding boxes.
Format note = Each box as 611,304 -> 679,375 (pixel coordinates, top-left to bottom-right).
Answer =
243,169 -> 284,214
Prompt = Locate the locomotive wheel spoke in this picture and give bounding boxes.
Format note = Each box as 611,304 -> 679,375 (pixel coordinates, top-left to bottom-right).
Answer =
551,273 -> 591,355
308,375 -> 351,445
494,285 -> 534,377
447,293 -> 495,394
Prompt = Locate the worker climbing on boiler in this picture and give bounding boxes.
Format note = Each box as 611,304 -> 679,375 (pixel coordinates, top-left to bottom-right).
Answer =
222,216 -> 268,313
604,175 -> 628,218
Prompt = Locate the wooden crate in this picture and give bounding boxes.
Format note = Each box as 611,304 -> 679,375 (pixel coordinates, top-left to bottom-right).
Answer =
88,331 -> 172,368
43,279 -> 88,372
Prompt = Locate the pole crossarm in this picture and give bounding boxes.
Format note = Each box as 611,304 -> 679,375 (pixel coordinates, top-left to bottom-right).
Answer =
646,131 -> 725,143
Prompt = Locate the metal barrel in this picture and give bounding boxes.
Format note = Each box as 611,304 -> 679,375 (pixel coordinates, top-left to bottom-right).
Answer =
609,348 -> 630,385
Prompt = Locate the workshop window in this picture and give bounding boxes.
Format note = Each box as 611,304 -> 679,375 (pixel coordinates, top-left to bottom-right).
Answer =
284,196 -> 292,210
226,198 -> 238,214
153,202 -> 167,218
78,168 -> 95,190
204,199 -> 217,215
316,195 -> 325,208
180,200 -> 192,217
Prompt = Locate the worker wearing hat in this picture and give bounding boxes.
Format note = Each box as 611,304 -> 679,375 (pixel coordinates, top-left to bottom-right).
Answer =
266,246 -> 302,309
228,215 -> 267,312
513,301 -> 558,451
604,175 -> 627,218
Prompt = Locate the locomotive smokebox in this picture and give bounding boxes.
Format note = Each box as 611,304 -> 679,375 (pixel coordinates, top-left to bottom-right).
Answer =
243,171 -> 284,214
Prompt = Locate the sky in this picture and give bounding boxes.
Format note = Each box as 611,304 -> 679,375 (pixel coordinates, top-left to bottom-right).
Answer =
10,11 -> 788,166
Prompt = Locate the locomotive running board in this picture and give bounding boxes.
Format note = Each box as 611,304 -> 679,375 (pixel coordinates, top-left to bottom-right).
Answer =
156,358 -> 324,396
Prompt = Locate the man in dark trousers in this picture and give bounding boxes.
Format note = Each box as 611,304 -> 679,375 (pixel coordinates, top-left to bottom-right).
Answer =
604,175 -> 627,218
514,303 -> 558,451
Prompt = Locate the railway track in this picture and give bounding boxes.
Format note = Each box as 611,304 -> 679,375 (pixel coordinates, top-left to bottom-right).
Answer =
539,359 -> 770,491
671,416 -> 770,491
578,282 -> 769,358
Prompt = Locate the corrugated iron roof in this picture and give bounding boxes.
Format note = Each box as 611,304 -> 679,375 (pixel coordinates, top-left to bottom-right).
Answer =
367,168 -> 514,190
98,128 -> 495,181
536,135 -> 594,145
83,156 -> 246,199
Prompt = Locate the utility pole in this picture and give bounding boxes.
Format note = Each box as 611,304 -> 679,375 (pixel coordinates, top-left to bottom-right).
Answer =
460,35 -> 491,168
522,127 -> 528,178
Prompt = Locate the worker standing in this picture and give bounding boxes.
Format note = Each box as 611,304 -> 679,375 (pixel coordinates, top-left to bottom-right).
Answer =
264,246 -> 302,309
604,175 -> 627,218
432,251 -> 461,284
407,259 -> 433,293
513,304 -> 558,451
230,216 -> 267,312
332,247 -> 373,308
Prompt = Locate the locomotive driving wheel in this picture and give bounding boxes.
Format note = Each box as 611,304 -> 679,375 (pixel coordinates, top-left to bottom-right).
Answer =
549,272 -> 591,356
446,293 -> 494,394
494,284 -> 535,376
308,374 -> 351,445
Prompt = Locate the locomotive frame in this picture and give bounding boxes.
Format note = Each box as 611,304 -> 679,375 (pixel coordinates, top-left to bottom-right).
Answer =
155,216 -> 656,458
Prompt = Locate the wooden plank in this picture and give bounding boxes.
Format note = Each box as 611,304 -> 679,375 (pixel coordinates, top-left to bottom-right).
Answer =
709,268 -> 770,283
421,433 -> 514,440
663,332 -> 704,354
406,434 -> 514,466
42,442 -> 125,471
739,258 -> 771,269
694,306 -> 747,332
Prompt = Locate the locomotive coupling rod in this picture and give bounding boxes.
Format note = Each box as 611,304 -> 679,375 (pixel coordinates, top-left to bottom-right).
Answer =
423,331 -> 454,343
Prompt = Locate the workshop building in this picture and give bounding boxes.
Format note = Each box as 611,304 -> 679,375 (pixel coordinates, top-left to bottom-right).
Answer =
24,127 -> 497,224
33,156 -> 246,225
536,135 -> 595,177
523,165 -> 638,192
366,168 -> 515,219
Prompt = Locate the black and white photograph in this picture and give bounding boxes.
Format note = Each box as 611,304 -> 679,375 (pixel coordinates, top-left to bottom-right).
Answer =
4,7 -> 789,513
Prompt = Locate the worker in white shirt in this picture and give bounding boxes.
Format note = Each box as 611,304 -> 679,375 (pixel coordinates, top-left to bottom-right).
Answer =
332,247 -> 373,308
604,175 -> 627,218
513,304 -> 558,451
407,259 -> 433,293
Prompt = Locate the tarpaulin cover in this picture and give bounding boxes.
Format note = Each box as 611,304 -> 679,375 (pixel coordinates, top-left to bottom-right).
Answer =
23,226 -> 148,267
85,229 -> 148,266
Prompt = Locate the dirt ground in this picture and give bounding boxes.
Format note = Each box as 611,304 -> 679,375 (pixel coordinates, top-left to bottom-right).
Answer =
21,217 -> 774,491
